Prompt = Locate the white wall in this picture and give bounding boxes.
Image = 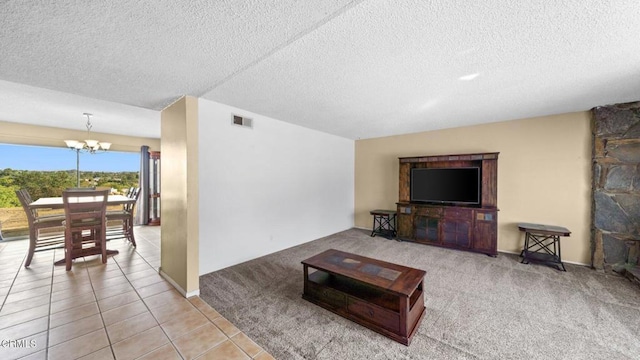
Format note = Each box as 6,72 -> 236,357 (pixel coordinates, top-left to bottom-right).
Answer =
198,99 -> 355,274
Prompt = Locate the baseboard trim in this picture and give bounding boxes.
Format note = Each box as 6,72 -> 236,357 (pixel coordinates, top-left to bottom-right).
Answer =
185,289 -> 200,298
159,268 -> 200,298
498,250 -> 590,267
351,227 -> 590,267
354,226 -> 371,231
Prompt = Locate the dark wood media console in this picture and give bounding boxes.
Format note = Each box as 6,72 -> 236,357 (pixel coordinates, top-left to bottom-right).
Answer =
302,249 -> 426,345
397,152 -> 499,256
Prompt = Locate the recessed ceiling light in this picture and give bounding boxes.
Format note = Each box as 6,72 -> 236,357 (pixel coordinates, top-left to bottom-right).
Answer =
459,73 -> 480,81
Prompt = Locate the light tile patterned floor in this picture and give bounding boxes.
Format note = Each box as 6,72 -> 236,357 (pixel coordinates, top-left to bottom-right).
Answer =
0,226 -> 275,360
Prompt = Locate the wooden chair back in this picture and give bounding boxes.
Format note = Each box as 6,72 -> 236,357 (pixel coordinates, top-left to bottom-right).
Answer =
62,189 -> 108,231
105,187 -> 141,246
16,189 -> 37,224
62,189 -> 109,270
16,189 -> 66,267
124,187 -> 141,213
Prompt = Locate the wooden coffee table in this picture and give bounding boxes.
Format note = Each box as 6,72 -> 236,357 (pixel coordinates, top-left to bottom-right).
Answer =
301,249 -> 426,345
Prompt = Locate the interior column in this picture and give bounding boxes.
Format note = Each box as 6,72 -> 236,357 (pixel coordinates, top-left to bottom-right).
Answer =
159,96 -> 200,297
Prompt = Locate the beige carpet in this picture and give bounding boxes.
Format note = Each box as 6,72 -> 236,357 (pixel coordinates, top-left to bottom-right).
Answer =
199,229 -> 640,359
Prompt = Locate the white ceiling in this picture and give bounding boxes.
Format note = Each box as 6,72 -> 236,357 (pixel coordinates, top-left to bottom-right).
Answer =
1,0 -> 639,140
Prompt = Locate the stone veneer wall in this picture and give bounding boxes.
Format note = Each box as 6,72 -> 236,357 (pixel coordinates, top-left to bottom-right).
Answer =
591,101 -> 640,276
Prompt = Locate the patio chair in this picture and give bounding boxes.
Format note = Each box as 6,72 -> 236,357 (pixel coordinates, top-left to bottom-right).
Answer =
15,189 -> 65,267
106,187 -> 140,246
62,189 -> 109,271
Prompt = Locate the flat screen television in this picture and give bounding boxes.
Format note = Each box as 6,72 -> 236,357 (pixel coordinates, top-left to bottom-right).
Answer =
410,167 -> 480,205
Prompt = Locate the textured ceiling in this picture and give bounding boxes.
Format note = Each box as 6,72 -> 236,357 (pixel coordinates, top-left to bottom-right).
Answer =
0,80 -> 158,138
1,0 -> 639,140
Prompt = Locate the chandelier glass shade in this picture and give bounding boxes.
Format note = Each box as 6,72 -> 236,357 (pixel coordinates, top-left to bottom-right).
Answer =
63,139 -> 111,152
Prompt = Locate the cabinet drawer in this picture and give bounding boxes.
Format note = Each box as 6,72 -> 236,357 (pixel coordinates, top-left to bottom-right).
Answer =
306,282 -> 346,308
444,207 -> 472,220
347,297 -> 399,333
415,207 -> 442,217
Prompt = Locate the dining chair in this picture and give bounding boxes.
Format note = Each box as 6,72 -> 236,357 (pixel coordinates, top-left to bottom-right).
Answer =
106,187 -> 140,246
15,189 -> 65,267
62,189 -> 109,271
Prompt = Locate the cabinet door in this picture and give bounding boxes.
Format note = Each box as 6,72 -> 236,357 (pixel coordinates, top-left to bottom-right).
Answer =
414,216 -> 439,243
473,212 -> 497,254
442,220 -> 471,248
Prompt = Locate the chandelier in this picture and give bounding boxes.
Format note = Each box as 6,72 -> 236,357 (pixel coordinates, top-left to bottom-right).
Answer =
64,113 -> 111,187
64,113 -> 111,153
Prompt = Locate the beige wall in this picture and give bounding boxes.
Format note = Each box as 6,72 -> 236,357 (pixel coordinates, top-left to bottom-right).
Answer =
355,112 -> 592,264
160,96 -> 199,296
0,120 -> 159,152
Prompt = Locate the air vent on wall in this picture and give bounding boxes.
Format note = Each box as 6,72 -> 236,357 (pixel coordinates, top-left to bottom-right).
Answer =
232,114 -> 253,129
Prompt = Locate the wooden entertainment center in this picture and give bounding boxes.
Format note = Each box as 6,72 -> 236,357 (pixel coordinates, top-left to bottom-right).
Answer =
396,152 -> 499,256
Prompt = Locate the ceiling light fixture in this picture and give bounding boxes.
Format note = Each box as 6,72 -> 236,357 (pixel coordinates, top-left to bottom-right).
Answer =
64,113 -> 111,153
64,113 -> 111,187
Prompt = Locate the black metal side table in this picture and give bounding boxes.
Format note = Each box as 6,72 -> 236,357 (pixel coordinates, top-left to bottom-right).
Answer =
370,210 -> 397,240
518,223 -> 571,271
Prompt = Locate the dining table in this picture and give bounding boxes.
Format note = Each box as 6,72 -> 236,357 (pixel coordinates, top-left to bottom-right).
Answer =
29,194 -> 136,265
29,194 -> 135,209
